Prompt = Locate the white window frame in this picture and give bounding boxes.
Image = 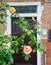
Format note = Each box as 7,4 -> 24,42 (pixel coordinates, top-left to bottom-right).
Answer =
6,2 -> 42,65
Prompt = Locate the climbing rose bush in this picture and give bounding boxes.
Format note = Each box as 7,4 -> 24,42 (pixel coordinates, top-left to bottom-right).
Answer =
0,1 -> 42,64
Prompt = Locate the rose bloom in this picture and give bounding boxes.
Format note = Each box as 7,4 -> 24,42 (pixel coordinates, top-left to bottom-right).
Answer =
2,43 -> 7,47
9,7 -> 16,14
4,30 -> 8,36
23,45 -> 32,55
36,21 -> 42,25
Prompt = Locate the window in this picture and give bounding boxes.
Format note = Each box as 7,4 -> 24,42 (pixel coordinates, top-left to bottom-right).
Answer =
13,5 -> 37,13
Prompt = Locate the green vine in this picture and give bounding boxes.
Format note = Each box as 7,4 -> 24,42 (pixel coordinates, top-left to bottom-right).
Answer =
11,14 -> 42,60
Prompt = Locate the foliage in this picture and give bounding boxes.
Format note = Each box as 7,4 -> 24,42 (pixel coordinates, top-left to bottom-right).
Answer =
0,0 -> 42,65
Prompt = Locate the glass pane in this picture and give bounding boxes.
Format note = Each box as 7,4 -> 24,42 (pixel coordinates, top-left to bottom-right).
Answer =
13,6 -> 37,13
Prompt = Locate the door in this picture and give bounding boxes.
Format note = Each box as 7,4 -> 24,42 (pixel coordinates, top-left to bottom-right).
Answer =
11,17 -> 37,65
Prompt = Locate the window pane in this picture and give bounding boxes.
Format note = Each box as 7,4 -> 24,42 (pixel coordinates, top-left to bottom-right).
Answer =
13,6 -> 37,13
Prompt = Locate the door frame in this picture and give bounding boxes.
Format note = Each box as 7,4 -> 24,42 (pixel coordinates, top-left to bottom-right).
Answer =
6,2 -> 43,65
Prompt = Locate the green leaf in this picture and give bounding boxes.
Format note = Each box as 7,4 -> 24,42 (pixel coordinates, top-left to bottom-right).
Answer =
33,48 -> 36,53
13,21 -> 19,25
1,3 -> 10,10
0,41 -> 2,45
0,13 -> 8,17
24,55 -> 31,61
0,0 -> 3,2
0,21 -> 7,24
25,55 -> 29,61
37,31 -> 42,35
27,30 -> 31,35
15,48 -> 19,54
32,17 -> 36,22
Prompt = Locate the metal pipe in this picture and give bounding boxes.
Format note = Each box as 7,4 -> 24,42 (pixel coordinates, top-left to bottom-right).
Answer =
44,45 -> 46,65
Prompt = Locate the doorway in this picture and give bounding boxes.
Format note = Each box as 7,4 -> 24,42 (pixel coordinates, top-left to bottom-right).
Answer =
11,17 -> 37,65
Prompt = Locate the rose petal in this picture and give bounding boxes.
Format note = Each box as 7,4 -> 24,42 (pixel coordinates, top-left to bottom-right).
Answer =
37,21 -> 42,25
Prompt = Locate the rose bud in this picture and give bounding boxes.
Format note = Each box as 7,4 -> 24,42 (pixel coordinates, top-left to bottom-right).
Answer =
4,30 -> 8,36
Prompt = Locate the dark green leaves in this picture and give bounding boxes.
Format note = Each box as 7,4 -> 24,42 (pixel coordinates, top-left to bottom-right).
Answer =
0,13 -> 8,17
22,53 -> 31,61
1,3 -> 10,10
0,0 -> 2,2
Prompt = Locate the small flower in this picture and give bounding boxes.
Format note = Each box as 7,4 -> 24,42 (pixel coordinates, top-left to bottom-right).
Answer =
9,7 -> 16,14
36,21 -> 42,25
4,30 -> 8,36
7,42 -> 11,48
23,45 -> 32,55
2,43 -> 7,47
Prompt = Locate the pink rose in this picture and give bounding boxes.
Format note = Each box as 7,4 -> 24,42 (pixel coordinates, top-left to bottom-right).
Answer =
4,30 -> 8,36
23,45 -> 32,54
36,21 -> 42,25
